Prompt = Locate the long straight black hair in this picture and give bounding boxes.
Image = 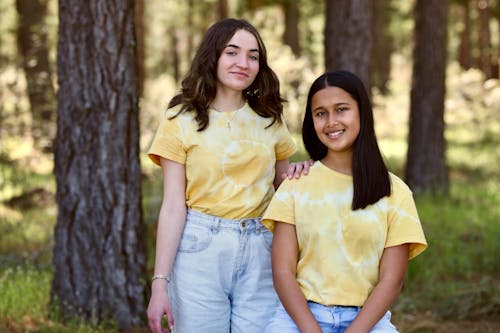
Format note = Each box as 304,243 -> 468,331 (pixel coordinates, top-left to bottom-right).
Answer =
302,70 -> 391,210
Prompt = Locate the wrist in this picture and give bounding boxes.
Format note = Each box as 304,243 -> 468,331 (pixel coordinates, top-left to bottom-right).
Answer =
152,274 -> 170,283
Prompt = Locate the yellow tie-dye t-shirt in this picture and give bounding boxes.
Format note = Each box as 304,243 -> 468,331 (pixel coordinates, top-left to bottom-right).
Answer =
262,161 -> 427,306
148,103 -> 297,219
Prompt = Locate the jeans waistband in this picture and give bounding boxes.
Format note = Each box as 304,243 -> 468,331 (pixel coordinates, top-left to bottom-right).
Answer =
308,301 -> 362,311
186,209 -> 264,233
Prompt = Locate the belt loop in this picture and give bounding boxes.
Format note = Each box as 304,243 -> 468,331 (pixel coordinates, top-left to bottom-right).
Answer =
211,218 -> 221,234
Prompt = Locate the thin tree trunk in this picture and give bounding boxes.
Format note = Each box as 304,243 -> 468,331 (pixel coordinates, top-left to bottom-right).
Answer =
405,0 -> 449,195
52,0 -> 146,329
371,0 -> 392,94
458,0 -> 472,70
15,0 -> 56,152
477,0 -> 494,78
324,0 -> 372,92
218,0 -> 229,19
170,26 -> 180,83
283,0 -> 301,56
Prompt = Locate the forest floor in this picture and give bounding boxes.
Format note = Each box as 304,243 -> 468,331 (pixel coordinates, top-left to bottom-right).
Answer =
397,313 -> 500,333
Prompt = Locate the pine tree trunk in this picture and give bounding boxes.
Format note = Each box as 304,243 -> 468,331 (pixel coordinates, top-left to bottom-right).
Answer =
371,0 -> 392,94
52,0 -> 146,329
477,0 -> 494,79
458,0 -> 472,70
324,0 -> 372,91
135,0 -> 145,96
405,0 -> 449,195
283,0 -> 301,56
218,0 -> 229,19
15,0 -> 56,152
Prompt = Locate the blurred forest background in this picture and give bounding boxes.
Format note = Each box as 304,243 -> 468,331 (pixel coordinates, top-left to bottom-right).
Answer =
0,0 -> 499,332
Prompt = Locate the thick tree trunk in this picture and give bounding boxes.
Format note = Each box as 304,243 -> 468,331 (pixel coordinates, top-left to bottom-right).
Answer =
405,0 -> 449,195
283,0 -> 301,56
371,0 -> 392,94
15,0 -> 56,152
324,0 -> 372,92
135,0 -> 145,96
52,0 -> 146,330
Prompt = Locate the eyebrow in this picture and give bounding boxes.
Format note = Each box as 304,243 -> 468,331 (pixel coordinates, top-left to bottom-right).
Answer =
226,44 -> 259,53
312,102 -> 350,112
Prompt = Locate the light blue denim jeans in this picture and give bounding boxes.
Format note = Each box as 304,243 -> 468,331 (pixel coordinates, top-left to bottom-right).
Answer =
265,301 -> 398,333
168,209 -> 278,333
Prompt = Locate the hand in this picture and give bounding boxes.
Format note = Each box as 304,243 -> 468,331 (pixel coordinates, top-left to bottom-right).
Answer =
282,159 -> 313,180
147,283 -> 174,333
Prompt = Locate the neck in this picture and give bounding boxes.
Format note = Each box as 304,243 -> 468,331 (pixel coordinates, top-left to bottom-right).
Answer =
212,90 -> 245,112
321,151 -> 353,175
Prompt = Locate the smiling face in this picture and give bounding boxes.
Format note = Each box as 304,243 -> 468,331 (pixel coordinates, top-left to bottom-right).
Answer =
216,29 -> 260,94
311,86 -> 360,158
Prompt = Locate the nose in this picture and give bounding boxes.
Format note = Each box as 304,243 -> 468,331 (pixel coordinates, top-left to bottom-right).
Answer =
327,112 -> 338,126
236,54 -> 249,68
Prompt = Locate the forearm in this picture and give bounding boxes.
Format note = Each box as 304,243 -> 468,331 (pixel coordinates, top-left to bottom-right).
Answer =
151,205 -> 187,292
346,278 -> 402,333
274,270 -> 322,333
346,244 -> 409,333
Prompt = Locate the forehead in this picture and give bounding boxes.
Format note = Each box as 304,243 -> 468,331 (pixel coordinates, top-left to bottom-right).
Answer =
225,29 -> 259,51
311,86 -> 356,107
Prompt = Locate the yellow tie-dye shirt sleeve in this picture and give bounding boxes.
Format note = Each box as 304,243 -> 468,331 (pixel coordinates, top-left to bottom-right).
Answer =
148,107 -> 185,165
275,121 -> 297,161
261,178 -> 295,232
386,174 -> 428,259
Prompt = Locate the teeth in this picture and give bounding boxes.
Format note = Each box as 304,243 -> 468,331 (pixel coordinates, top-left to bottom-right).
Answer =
327,130 -> 343,138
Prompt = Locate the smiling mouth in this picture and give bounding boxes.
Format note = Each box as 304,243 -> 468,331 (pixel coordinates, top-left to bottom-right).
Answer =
327,130 -> 344,138
232,72 -> 249,78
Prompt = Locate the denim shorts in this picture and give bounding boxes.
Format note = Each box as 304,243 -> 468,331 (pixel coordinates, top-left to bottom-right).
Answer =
168,209 -> 278,333
265,301 -> 398,333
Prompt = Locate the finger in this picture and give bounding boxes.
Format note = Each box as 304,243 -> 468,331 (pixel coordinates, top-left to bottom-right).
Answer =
303,162 -> 311,175
167,311 -> 175,332
294,164 -> 304,178
286,163 -> 296,179
148,317 -> 161,333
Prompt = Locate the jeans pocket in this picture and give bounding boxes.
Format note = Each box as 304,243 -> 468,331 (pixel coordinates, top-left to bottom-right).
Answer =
178,224 -> 212,253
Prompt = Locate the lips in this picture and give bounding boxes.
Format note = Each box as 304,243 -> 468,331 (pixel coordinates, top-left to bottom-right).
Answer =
231,71 -> 249,78
326,130 -> 344,138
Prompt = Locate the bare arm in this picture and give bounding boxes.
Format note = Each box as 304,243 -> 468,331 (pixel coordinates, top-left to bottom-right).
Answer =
272,222 -> 322,333
274,159 -> 290,189
345,244 -> 410,333
147,158 -> 187,333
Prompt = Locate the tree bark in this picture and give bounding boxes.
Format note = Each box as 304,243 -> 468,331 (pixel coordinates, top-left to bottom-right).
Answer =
218,0 -> 229,20
283,0 -> 301,56
405,0 -> 449,195
15,0 -> 56,152
458,0 -> 473,70
476,0 -> 494,79
371,0 -> 392,94
135,0 -> 145,96
52,0 -> 146,329
324,0 -> 372,92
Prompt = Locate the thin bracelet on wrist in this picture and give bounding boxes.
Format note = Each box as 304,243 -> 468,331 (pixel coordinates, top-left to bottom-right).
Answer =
151,274 -> 170,283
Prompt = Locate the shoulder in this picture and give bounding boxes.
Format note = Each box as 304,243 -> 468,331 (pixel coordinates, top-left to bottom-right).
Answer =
388,172 -> 414,199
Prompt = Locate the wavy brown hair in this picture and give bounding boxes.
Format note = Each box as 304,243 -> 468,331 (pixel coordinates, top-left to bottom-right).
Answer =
168,18 -> 285,131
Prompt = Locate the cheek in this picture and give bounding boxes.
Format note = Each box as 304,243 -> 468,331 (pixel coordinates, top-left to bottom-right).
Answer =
313,119 -> 324,137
